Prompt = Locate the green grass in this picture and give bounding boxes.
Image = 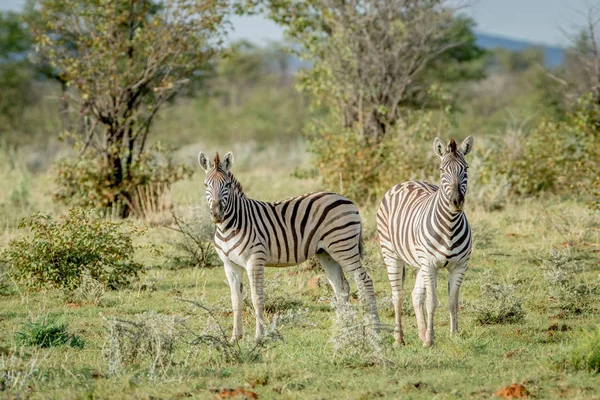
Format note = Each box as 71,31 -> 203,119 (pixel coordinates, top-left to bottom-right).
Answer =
1,143 -> 600,399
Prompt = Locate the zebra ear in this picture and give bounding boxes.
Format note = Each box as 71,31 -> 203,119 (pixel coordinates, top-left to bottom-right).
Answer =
433,137 -> 446,157
460,136 -> 474,156
222,152 -> 234,171
198,151 -> 210,172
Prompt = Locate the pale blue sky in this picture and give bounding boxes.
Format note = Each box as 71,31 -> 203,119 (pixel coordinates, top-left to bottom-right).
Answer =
1,0 -> 591,47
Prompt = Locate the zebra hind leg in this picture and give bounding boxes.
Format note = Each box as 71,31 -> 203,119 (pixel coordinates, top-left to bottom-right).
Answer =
412,268 -> 427,344
383,253 -> 405,345
329,249 -> 381,329
316,252 -> 350,303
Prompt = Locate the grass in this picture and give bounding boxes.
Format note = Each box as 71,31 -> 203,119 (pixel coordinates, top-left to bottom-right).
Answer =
0,142 -> 600,399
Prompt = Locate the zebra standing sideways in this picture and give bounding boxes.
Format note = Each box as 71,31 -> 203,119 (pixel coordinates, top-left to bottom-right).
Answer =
198,151 -> 380,342
377,136 -> 474,347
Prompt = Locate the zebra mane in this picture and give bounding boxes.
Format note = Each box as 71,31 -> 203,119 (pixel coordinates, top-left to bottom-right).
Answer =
228,173 -> 246,198
448,138 -> 457,154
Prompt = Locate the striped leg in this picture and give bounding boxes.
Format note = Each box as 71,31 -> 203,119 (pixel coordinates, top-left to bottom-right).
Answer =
330,251 -> 380,328
223,258 -> 244,342
383,253 -> 405,345
412,268 -> 426,343
316,252 -> 350,303
423,264 -> 438,347
247,262 -> 266,342
448,263 -> 467,335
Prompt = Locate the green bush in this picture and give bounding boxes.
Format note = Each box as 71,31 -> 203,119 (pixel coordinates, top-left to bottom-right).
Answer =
54,142 -> 192,217
471,272 -> 525,325
562,327 -> 600,373
305,112 -> 439,204
478,94 -> 600,201
3,209 -> 143,291
16,317 -> 84,349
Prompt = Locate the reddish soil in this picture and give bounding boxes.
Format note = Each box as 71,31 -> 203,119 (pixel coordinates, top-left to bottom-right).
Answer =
216,388 -> 258,399
495,384 -> 529,399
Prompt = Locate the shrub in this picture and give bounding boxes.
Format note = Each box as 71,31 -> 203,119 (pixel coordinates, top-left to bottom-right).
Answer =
0,349 -> 42,392
16,317 -> 84,349
543,249 -> 599,315
54,143 -> 192,218
328,302 -> 390,367
305,112 -> 439,204
168,205 -> 218,269
3,209 -> 144,292
471,272 -> 525,325
106,312 -> 185,376
561,327 -> 600,373
478,94 -> 600,201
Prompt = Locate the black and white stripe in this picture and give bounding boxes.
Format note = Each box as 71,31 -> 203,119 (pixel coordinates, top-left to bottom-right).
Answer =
377,136 -> 473,347
198,151 -> 380,342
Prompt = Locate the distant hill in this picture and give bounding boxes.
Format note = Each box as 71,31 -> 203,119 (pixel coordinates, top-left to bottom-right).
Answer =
475,32 -> 565,68
280,32 -> 566,73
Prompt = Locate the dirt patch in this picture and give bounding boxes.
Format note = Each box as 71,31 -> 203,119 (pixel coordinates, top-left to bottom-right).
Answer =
307,276 -> 321,290
548,323 -> 570,332
216,388 -> 258,399
495,384 -> 529,399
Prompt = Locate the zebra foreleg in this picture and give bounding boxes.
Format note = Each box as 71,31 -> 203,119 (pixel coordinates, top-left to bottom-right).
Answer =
448,263 -> 467,335
247,262 -> 266,342
223,259 -> 244,342
383,254 -> 405,345
412,268 -> 427,343
422,264 -> 439,347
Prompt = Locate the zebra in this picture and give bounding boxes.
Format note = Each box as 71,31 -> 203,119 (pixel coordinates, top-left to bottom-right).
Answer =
377,136 -> 473,347
198,151 -> 380,342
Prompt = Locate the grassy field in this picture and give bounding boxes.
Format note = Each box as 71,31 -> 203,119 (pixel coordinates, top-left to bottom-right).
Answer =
1,143 -> 600,399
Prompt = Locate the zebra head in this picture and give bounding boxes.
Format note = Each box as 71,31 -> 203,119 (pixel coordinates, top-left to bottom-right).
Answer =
198,151 -> 235,223
433,136 -> 474,212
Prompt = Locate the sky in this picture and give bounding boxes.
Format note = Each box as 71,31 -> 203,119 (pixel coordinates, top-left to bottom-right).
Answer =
0,0 -> 592,47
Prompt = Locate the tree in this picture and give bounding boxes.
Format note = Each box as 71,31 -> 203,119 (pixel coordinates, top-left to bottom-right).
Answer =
27,0 -> 229,215
0,11 -> 36,136
255,0 -> 483,143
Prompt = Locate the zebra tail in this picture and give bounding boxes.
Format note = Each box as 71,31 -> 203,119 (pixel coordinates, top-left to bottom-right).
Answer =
359,227 -> 365,258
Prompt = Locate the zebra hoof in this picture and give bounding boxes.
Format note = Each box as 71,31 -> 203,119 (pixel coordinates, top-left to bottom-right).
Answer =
423,340 -> 433,348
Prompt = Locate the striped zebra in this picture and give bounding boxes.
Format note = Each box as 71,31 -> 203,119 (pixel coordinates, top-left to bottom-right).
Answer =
377,136 -> 473,347
198,151 -> 380,342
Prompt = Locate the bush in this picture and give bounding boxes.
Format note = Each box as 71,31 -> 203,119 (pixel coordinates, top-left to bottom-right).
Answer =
478,94 -> 600,201
543,249 -> 599,315
54,142 -> 192,217
561,327 -> 600,373
471,272 -> 525,325
16,316 -> 84,349
0,349 -> 41,392
106,312 -> 185,376
305,112 -> 439,204
168,205 -> 218,269
3,209 -> 143,292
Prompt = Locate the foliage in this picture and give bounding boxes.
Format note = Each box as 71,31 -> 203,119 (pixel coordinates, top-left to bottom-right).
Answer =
304,111 -> 439,203
471,272 -> 525,325
16,317 -> 84,349
477,94 -> 600,201
0,11 -> 36,136
562,327 -> 600,373
256,0 -> 483,142
3,209 -> 143,292
53,142 -> 191,216
27,0 -> 228,216
168,205 -> 218,269
543,249 -> 600,315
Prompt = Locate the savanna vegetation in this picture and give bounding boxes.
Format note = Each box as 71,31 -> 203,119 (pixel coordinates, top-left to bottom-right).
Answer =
0,0 -> 600,398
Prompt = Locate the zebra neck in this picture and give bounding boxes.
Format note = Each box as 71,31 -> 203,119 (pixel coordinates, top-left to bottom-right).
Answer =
216,192 -> 249,234
430,190 -> 464,234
